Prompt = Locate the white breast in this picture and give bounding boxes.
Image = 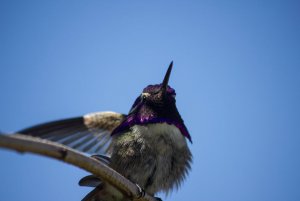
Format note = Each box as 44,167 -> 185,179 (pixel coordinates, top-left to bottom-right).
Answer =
110,122 -> 192,194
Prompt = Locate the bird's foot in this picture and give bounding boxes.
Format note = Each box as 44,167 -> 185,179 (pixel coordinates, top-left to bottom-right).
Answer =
135,183 -> 145,198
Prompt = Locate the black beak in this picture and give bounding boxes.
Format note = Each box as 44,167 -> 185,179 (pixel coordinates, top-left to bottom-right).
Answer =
161,61 -> 173,95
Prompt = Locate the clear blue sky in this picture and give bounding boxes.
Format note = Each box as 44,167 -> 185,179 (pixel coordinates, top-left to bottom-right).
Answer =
1,1 -> 300,201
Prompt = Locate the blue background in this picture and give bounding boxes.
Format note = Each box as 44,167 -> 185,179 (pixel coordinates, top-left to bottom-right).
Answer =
1,1 -> 300,201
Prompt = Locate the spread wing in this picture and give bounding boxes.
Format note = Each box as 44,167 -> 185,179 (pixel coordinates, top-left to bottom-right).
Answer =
17,111 -> 125,154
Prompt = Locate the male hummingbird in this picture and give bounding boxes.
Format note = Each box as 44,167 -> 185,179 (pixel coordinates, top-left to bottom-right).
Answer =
19,62 -> 192,201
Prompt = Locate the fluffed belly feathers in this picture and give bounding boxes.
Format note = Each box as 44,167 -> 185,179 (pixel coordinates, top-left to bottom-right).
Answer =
109,123 -> 192,195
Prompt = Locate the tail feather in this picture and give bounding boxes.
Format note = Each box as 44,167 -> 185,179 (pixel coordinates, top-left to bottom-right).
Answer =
80,154 -> 130,201
79,175 -> 102,187
80,183 -> 130,201
81,185 -> 103,201
79,154 -> 110,187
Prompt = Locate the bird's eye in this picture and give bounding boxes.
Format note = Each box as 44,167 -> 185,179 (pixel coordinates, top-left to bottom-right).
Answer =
141,93 -> 150,99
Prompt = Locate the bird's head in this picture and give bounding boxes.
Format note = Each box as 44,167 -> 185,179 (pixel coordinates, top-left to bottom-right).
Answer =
112,62 -> 192,142
129,61 -> 176,115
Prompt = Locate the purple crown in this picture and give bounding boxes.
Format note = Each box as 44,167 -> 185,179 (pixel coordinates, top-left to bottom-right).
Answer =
143,84 -> 176,96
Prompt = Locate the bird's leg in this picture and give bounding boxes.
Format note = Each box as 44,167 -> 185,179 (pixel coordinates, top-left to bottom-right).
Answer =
135,184 -> 163,201
135,183 -> 145,198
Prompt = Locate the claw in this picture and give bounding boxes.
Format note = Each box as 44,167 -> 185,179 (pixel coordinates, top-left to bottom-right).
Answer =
135,183 -> 145,198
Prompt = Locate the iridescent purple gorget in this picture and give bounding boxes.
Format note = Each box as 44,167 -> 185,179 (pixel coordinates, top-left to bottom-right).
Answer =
112,83 -> 192,143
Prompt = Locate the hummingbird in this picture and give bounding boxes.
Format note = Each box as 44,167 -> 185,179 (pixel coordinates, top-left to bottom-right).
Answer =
18,62 -> 192,201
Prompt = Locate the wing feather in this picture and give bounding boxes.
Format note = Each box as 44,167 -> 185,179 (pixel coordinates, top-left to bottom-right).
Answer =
17,111 -> 125,154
